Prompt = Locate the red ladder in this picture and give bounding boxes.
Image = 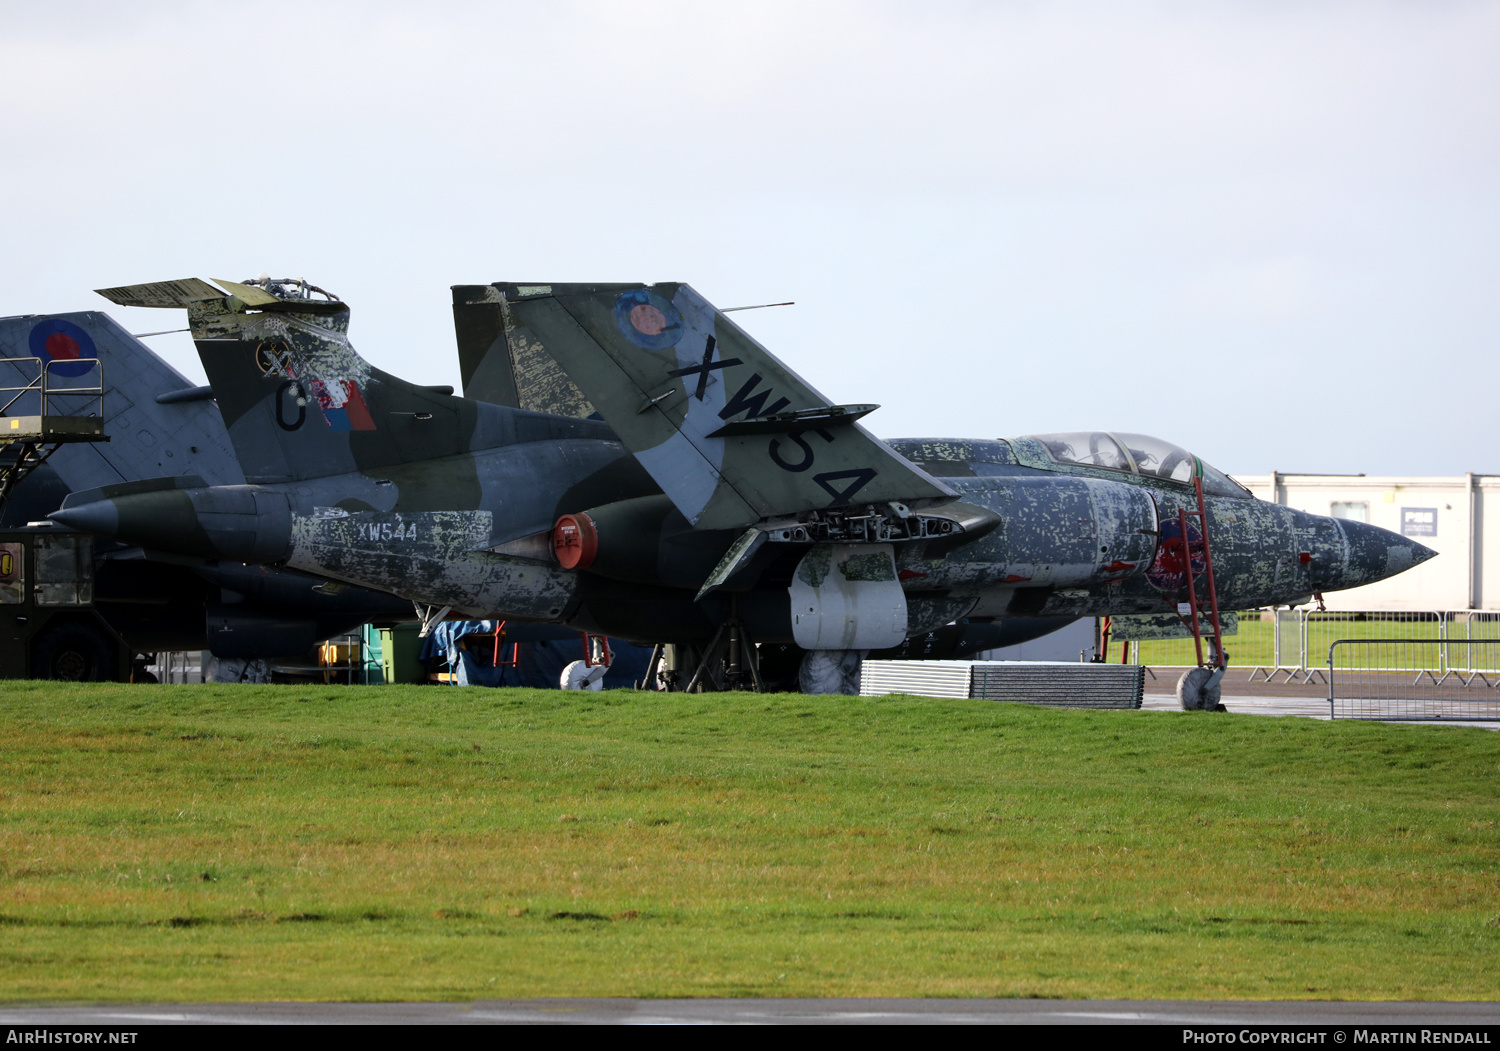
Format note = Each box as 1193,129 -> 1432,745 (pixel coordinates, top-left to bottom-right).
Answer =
1175,460 -> 1227,677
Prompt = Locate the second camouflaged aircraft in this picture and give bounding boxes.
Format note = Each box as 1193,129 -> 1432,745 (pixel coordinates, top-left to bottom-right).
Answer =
53,277 -> 1435,695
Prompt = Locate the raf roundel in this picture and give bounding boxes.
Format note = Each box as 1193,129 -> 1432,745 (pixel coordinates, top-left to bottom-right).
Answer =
612,289 -> 684,350
28,318 -> 98,379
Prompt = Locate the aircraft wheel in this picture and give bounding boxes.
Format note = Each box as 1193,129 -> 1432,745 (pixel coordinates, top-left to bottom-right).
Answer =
204,657 -> 273,684
798,650 -> 843,694
798,650 -> 866,695
1176,667 -> 1223,711
560,660 -> 605,691
31,622 -> 117,682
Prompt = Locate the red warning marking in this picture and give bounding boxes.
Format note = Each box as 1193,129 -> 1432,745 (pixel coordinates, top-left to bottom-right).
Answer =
897,569 -> 926,581
553,513 -> 598,570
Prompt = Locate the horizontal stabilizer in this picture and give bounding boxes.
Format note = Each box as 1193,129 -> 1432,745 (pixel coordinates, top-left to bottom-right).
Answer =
211,278 -> 284,307
707,403 -> 876,437
94,279 -> 224,309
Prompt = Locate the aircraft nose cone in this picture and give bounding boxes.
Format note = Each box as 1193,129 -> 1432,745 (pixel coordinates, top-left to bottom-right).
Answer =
48,485 -> 293,563
1326,518 -> 1438,590
48,500 -> 120,538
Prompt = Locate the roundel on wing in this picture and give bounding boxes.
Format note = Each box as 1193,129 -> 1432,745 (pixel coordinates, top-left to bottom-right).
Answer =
612,289 -> 684,350
28,318 -> 98,378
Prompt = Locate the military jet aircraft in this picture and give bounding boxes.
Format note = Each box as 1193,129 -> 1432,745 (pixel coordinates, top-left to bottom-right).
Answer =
0,309 -> 415,679
53,277 -> 1436,701
449,282 -> 1437,697
57,278 -> 647,634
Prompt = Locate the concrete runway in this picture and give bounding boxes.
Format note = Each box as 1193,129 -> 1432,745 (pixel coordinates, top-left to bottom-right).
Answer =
1139,679 -> 1500,729
2,999 -> 1500,1025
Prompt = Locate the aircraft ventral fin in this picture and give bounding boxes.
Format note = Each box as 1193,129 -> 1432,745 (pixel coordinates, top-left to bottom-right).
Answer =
489,282 -> 955,530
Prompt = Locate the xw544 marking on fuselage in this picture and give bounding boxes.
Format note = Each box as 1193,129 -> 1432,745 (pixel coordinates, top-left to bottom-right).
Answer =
357,521 -> 417,542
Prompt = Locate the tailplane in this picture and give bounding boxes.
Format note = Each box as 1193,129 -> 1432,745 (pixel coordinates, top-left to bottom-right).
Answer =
97,277 -> 602,484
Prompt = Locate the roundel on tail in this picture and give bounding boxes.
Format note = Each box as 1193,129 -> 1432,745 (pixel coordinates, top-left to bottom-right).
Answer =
28,319 -> 97,378
612,289 -> 683,350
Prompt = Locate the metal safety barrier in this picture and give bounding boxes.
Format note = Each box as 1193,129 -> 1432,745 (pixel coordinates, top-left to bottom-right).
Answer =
1326,639 -> 1500,721
0,356 -> 105,421
1122,609 -> 1500,684
862,659 -> 1144,709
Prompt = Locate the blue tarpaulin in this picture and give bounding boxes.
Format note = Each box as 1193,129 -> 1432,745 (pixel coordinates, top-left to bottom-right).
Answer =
418,621 -> 652,689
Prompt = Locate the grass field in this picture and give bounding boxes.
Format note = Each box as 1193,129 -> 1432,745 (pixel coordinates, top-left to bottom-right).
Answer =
1,681 -> 1497,1002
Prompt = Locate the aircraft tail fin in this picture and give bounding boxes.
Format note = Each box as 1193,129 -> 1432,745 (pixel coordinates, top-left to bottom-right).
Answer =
0,309 -> 245,522
467,283 -> 956,530
96,277 -> 600,485
452,284 -> 596,417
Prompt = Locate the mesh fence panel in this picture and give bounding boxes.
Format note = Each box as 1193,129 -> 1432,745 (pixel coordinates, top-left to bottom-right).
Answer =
1120,610 -> 1500,692
1328,638 -> 1500,721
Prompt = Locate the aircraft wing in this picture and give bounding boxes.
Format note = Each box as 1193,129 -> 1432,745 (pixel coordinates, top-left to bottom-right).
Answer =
488,282 -> 956,530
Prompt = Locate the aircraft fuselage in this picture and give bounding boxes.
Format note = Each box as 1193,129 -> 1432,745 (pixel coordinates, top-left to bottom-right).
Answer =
54,432 -> 1435,646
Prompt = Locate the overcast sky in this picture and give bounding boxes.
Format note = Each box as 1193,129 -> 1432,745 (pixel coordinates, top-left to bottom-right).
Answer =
3,1 -> 1496,476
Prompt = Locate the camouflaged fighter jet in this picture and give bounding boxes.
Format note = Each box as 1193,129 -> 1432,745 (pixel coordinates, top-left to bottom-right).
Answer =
59,275 -> 1072,668
53,277 -> 647,636
0,308 -> 415,676
52,277 -> 1435,699
449,282 -> 1437,695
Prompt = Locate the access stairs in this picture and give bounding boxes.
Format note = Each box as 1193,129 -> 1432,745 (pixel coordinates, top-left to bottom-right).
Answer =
0,357 -> 108,508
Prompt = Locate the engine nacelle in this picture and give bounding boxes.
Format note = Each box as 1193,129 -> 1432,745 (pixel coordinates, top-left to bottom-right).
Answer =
551,495 -> 733,588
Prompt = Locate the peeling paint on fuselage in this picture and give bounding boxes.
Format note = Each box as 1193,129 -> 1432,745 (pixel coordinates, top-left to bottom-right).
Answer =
271,430 -> 1430,635
287,507 -> 578,620
263,436 -> 652,619
885,437 -> 1432,622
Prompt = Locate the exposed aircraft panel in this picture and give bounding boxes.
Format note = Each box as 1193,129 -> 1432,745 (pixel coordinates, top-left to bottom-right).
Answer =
94,278 -> 224,308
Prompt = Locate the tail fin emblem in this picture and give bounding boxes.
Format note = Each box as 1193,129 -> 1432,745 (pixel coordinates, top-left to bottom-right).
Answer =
308,379 -> 376,432
612,289 -> 684,350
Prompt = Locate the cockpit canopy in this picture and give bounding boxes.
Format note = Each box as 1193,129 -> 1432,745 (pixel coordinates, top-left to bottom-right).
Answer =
1027,431 -> 1251,498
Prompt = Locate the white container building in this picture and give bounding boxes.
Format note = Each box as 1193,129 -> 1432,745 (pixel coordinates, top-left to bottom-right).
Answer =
1232,473 -> 1500,611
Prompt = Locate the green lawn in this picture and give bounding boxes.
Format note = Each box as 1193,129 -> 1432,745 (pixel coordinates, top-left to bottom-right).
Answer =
1,682 -> 1497,1001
